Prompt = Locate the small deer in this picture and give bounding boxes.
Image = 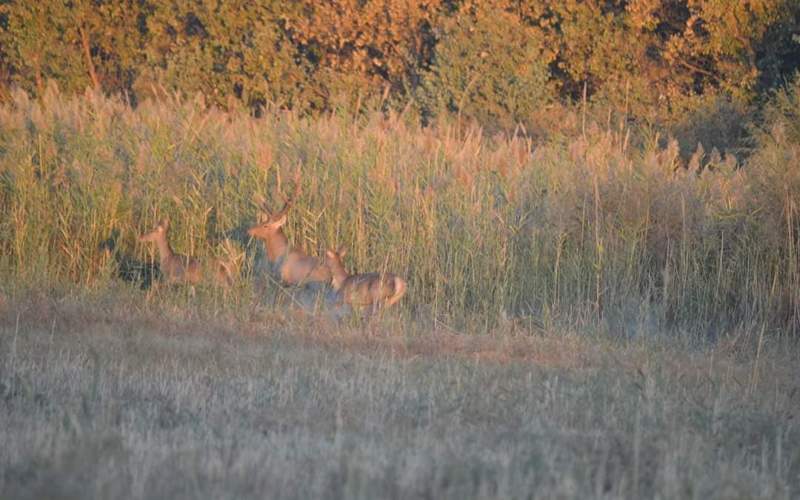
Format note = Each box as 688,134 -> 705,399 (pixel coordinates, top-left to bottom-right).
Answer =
324,248 -> 406,313
247,170 -> 331,287
139,218 -> 234,287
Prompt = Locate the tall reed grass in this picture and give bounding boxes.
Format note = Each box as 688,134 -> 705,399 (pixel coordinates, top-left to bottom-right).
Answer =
1,85 -> 798,337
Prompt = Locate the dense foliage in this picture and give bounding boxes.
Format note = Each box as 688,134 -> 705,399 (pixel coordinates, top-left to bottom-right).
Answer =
1,0 -> 798,132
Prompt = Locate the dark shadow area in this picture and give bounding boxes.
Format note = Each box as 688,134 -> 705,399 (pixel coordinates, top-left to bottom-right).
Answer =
207,213 -> 264,275
671,96 -> 753,160
205,209 -> 253,249
99,229 -> 160,290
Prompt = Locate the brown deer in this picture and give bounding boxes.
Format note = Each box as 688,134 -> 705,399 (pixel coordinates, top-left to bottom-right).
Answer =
139,218 -> 234,287
324,248 -> 406,312
247,170 -> 331,287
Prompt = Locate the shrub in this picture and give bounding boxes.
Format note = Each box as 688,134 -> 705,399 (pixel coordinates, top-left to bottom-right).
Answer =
137,0 -> 315,111
419,5 -> 553,133
759,72 -> 800,147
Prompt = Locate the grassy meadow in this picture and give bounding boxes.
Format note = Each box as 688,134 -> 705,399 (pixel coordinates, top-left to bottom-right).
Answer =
1,87 -> 799,498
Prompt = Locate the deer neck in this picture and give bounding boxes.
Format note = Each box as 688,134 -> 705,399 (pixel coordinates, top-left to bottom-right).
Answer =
263,229 -> 290,262
154,235 -> 174,265
329,262 -> 349,290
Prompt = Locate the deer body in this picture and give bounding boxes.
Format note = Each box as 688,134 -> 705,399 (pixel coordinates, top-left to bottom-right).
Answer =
248,170 -> 330,287
140,219 -> 233,287
325,249 -> 406,310
247,214 -> 331,286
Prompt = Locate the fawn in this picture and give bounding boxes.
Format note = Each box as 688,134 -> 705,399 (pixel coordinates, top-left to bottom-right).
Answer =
247,170 -> 331,287
324,248 -> 406,312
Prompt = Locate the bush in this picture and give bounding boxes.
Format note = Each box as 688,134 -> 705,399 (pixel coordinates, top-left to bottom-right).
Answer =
419,6 -> 553,133
136,0 -> 315,111
759,72 -> 800,147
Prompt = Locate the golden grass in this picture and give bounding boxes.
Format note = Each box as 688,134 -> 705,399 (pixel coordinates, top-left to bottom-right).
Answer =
1,87 -> 799,337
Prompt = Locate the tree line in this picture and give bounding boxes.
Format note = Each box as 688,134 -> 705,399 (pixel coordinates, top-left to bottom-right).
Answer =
1,0 -> 798,133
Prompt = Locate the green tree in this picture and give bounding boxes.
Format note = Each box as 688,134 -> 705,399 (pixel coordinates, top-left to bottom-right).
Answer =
0,0 -> 82,96
0,0 -> 144,97
139,0 -> 314,111
284,0 -> 442,105
0,0 -> 797,130
419,3 -> 554,132
537,0 -> 800,120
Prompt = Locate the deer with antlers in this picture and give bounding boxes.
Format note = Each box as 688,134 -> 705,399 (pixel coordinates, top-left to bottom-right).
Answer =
247,169 -> 331,287
324,247 -> 406,313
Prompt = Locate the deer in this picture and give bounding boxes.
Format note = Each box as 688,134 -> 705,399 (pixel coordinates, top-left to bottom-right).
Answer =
247,169 -> 331,287
324,247 -> 406,313
139,218 -> 234,287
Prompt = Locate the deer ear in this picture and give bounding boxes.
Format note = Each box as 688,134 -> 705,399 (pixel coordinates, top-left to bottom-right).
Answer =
337,247 -> 347,258
272,213 -> 287,227
326,249 -> 337,259
160,218 -> 170,230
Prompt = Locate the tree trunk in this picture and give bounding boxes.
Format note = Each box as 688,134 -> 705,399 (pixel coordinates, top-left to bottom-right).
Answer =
79,26 -> 101,91
32,53 -> 44,97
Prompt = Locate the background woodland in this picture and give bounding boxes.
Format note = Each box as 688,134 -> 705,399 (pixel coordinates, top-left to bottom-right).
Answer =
1,0 -> 798,145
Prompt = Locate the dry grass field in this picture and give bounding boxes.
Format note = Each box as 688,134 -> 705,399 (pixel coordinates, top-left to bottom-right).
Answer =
1,290 -> 798,499
1,88 -> 799,498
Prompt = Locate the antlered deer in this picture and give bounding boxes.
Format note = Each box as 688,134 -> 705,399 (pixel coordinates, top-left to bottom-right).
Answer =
247,170 -> 331,287
324,248 -> 406,313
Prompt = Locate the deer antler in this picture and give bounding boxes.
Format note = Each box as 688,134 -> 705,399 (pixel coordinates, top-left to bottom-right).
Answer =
252,192 -> 272,217
278,166 -> 302,212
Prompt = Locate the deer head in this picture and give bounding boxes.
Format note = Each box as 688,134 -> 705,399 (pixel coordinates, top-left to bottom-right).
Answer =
139,218 -> 169,242
248,168 -> 301,238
